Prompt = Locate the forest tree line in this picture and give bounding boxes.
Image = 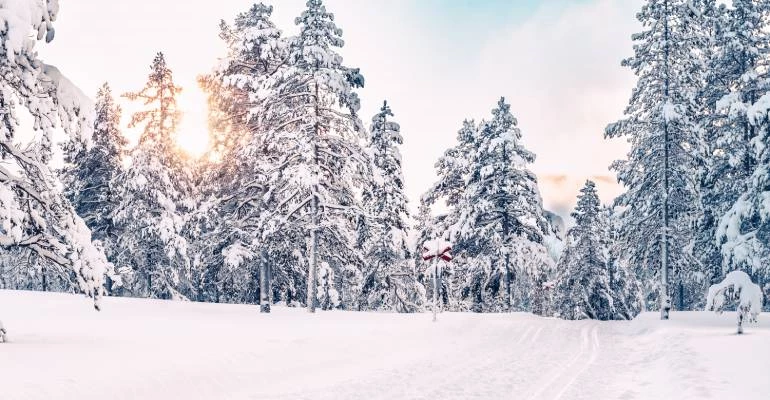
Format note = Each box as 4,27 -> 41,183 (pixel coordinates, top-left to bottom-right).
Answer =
1,0 -> 769,320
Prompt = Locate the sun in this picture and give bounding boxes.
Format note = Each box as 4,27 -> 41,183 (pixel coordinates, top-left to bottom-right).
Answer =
176,87 -> 211,158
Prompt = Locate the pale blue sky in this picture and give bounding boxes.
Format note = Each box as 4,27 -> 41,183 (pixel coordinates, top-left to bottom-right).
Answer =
38,0 -> 642,217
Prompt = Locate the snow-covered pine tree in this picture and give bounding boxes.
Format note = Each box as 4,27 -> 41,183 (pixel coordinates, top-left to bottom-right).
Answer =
543,210 -> 566,261
251,0 -> 367,312
604,206 -> 643,320
115,52 -> 192,300
199,2 -> 286,157
717,92 -> 770,302
554,181 -> 615,320
706,1 -> 770,301
419,119 -> 478,310
194,3 -> 293,310
0,0 -> 109,334
422,119 -> 477,215
692,0 -> 730,310
358,101 -> 422,312
186,199 -> 237,303
412,203 -> 446,306
413,203 -> 434,266
606,0 -> 708,319
61,83 -> 127,294
455,98 -> 553,313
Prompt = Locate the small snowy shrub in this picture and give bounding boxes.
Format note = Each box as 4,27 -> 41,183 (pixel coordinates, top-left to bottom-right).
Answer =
705,271 -> 763,334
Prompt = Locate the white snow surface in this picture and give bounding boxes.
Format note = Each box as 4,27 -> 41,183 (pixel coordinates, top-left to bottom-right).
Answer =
1,290 -> 769,400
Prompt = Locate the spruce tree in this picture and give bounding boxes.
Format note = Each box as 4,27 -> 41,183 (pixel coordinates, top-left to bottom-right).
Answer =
422,119 -> 477,213
705,1 -> 770,297
604,207 -> 643,319
62,83 -> 127,293
693,0 -> 729,301
358,101 -> 421,311
717,96 -> 770,296
606,0 -> 708,319
554,181 -> 615,320
115,52 -> 192,300
419,119 -> 478,310
455,98 -> 552,312
413,202 -> 448,308
251,0 -> 367,312
199,2 -> 286,157
194,3 -> 291,310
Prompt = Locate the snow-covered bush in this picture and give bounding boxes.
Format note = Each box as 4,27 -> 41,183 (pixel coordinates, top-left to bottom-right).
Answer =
705,271 -> 763,334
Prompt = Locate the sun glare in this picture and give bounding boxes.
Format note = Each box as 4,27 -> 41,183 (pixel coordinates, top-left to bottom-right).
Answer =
176,86 -> 210,158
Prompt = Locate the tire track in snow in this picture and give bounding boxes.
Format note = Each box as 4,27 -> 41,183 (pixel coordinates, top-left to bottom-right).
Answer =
524,323 -> 600,400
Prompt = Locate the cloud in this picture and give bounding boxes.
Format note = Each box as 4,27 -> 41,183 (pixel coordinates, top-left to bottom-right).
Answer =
544,174 -> 569,185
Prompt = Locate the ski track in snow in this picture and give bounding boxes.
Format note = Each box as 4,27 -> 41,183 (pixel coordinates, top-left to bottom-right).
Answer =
1,291 -> 770,400
517,326 -> 535,345
551,325 -> 600,400
524,324 -> 599,400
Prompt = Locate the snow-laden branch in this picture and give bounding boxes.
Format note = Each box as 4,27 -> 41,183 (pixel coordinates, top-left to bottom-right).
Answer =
706,271 -> 763,334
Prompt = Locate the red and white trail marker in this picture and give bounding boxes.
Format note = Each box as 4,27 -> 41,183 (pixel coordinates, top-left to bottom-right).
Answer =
423,239 -> 452,322
422,239 -> 452,262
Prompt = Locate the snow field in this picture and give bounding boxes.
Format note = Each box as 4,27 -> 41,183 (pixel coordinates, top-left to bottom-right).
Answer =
1,290 -> 768,400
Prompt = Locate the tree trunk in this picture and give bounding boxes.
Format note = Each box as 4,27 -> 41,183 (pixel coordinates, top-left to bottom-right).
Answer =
41,263 -> 47,292
502,139 -> 512,312
432,259 -> 439,322
660,0 -> 671,321
260,250 -> 271,313
307,71 -> 321,314
308,195 -> 319,313
505,254 -> 512,312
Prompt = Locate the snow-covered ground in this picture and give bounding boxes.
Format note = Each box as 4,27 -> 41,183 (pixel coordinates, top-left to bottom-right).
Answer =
1,290 -> 768,400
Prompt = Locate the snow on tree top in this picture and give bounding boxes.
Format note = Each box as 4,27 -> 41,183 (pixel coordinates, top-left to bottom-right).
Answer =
42,64 -> 95,146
